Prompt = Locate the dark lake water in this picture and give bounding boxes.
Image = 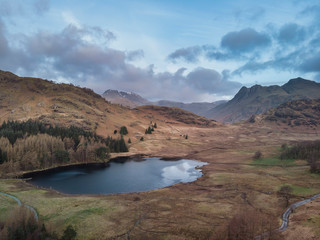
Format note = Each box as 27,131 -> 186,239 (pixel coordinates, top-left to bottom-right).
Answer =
28,157 -> 207,194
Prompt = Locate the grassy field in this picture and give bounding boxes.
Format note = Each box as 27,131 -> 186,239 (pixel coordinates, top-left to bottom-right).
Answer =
1,123 -> 320,239
252,157 -> 296,167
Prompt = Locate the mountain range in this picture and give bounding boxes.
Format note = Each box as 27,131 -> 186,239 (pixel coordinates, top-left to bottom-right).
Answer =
102,90 -> 225,116
103,77 -> 320,123
208,78 -> 320,123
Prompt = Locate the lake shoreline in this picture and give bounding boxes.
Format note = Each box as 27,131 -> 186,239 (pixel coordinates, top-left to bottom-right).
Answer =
24,157 -> 207,195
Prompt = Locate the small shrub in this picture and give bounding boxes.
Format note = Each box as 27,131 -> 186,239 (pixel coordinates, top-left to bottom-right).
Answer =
128,138 -> 131,144
120,126 -> 128,135
253,151 -> 262,160
113,130 -> 117,134
145,127 -> 152,134
61,225 -> 77,240
278,185 -> 293,207
140,137 -> 144,141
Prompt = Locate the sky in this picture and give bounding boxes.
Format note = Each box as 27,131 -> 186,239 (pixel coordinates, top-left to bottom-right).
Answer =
0,0 -> 319,102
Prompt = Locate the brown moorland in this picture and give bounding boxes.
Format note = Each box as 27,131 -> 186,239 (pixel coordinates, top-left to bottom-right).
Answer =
0,71 -> 320,239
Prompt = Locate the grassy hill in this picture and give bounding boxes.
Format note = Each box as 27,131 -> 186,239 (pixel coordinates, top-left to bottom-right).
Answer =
0,70 -> 217,143
257,98 -> 320,128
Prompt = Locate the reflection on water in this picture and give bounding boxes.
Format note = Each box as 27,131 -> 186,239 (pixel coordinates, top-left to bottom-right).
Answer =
50,171 -> 87,181
161,161 -> 206,186
28,157 -> 207,194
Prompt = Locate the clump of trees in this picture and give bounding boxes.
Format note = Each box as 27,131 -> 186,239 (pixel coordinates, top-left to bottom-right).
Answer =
104,136 -> 128,153
0,120 -> 128,173
0,206 -> 77,240
145,122 -> 157,135
0,207 -> 58,240
280,141 -> 320,173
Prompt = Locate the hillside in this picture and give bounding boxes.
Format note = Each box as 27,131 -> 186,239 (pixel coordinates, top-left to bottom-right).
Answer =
102,89 -> 225,116
255,99 -> 320,127
0,70 -> 216,141
136,105 -> 218,127
207,78 -> 320,123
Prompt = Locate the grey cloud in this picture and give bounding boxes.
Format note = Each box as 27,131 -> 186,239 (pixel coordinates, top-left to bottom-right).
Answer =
278,23 -> 306,44
174,68 -> 187,77
205,50 -> 235,61
221,28 -> 271,53
0,18 -> 32,72
300,5 -> 320,19
232,44 -> 319,77
33,0 -> 50,15
24,25 -> 121,74
300,53 -> 320,72
0,0 -> 25,16
168,46 -> 203,63
168,28 -> 272,64
126,50 -> 144,61
168,45 -> 237,63
0,19 -> 8,54
0,19 -> 236,102
186,67 -> 242,94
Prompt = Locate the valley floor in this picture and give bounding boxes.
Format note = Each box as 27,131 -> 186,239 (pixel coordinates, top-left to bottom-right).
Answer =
1,123 -> 320,239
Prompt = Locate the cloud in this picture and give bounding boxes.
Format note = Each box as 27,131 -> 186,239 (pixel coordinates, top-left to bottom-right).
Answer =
299,53 -> 320,72
186,67 -> 242,94
278,23 -> 306,44
168,28 -> 272,63
221,28 -> 271,53
0,0 -> 25,16
167,46 -> 203,63
0,17 -> 239,102
168,45 -> 238,63
0,0 -> 50,17
126,49 -> 144,61
33,0 -> 50,15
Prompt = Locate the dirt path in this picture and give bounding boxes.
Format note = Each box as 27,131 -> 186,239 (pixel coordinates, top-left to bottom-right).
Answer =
279,193 -> 320,232
0,192 -> 38,221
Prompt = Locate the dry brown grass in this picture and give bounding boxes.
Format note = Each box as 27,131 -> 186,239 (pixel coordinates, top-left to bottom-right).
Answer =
1,107 -> 320,239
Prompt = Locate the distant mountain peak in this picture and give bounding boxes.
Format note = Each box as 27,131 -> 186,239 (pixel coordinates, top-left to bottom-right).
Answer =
102,89 -> 150,108
207,77 -> 320,123
101,89 -> 226,115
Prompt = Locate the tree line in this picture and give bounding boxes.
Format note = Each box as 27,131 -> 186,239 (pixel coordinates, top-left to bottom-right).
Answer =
0,120 -> 128,174
280,141 -> 320,173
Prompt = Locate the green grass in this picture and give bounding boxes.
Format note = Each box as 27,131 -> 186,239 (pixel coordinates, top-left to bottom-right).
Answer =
290,185 -> 315,196
279,184 -> 317,196
252,158 -> 295,168
64,207 -> 106,225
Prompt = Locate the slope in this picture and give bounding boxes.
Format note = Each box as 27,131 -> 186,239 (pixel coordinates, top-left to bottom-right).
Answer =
206,78 -> 320,123
0,70 -> 217,141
